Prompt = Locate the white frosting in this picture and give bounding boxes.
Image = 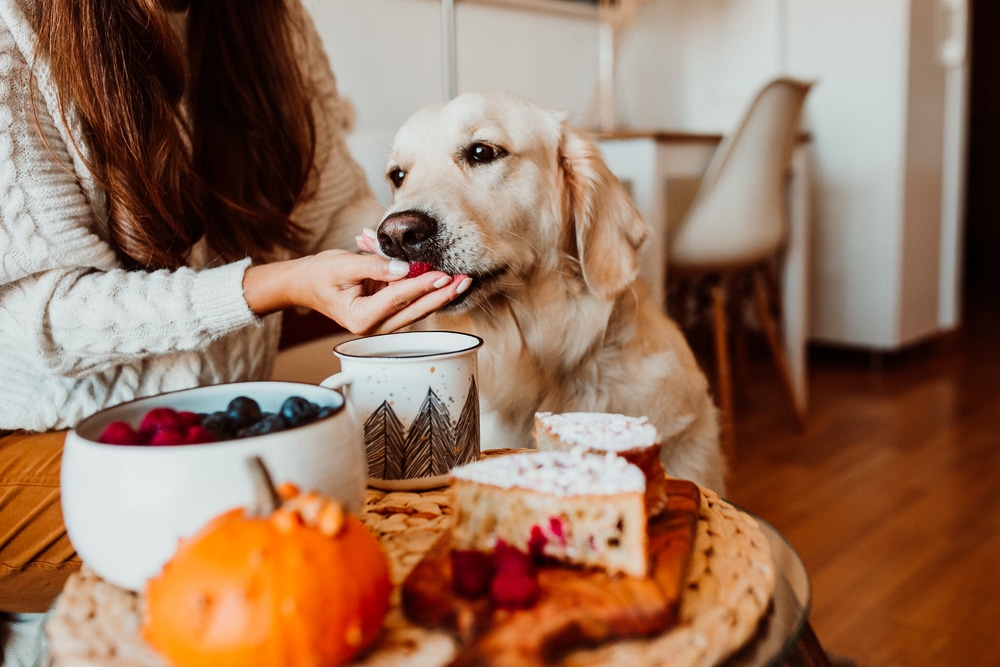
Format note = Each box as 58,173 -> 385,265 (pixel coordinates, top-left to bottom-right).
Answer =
536,412 -> 659,452
450,450 -> 645,495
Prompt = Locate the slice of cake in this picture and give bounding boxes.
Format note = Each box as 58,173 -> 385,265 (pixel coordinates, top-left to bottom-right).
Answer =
533,412 -> 669,516
449,450 -> 649,578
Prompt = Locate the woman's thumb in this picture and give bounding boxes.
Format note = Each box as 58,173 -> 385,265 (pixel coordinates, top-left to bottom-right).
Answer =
378,255 -> 410,280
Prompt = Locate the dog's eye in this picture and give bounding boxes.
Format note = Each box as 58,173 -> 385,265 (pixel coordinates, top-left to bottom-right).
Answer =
463,142 -> 505,166
388,167 -> 406,188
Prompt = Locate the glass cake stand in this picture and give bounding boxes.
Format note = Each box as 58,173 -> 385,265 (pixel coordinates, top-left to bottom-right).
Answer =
725,516 -> 815,667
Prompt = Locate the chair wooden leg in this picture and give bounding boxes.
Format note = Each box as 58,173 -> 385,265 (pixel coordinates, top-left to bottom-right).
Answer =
667,276 -> 691,327
760,259 -> 792,340
750,267 -> 806,430
730,272 -> 752,411
710,282 -> 735,461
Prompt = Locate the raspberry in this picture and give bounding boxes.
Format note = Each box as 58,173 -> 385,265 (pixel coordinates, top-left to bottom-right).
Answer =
98,421 -> 144,445
139,407 -> 184,436
177,411 -> 203,429
489,541 -> 539,609
149,428 -> 187,446
451,549 -> 496,599
183,425 -> 216,444
493,541 -> 534,575
406,261 -> 433,278
491,568 -> 539,609
528,524 -> 548,561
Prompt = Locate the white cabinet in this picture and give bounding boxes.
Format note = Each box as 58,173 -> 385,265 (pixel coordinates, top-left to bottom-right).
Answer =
785,0 -> 969,349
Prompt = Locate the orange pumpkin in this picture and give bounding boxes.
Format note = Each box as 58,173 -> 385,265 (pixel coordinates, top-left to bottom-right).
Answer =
142,458 -> 391,667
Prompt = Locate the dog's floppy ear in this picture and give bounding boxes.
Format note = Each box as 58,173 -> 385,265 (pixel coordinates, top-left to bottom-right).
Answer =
558,124 -> 649,299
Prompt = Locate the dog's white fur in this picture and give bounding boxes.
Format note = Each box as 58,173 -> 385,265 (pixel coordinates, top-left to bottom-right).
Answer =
376,91 -> 726,493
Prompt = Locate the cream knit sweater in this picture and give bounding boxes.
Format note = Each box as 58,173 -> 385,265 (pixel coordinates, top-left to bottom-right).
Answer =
0,0 -> 383,431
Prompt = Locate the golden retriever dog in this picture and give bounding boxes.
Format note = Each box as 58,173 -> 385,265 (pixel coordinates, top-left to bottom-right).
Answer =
373,91 -> 726,492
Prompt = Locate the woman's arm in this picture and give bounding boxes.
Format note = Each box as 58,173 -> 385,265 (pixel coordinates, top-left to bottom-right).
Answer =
0,17 -> 257,377
243,250 -> 471,335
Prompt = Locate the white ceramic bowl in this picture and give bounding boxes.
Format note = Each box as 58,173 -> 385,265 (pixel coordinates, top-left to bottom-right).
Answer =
61,381 -> 366,592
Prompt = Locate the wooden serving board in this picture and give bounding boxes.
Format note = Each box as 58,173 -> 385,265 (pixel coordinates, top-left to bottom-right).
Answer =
401,479 -> 701,667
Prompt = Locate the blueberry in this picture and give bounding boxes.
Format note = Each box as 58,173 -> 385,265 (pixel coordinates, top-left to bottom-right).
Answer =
202,411 -> 236,440
236,412 -> 287,438
280,396 -> 319,426
315,405 -> 339,420
226,396 -> 262,429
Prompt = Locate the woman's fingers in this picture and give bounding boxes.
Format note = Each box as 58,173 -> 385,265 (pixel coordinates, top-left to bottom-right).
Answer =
379,275 -> 472,332
352,272 -> 471,334
355,227 -> 380,255
243,246 -> 469,334
325,250 -> 408,288
294,248 -> 471,335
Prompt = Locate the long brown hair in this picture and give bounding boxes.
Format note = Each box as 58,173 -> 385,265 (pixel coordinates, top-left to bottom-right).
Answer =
31,0 -> 316,269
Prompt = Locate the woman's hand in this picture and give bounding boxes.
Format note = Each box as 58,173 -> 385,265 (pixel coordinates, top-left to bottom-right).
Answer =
243,249 -> 471,335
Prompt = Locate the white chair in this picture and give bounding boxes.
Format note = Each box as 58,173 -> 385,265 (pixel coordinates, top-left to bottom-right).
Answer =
667,77 -> 813,458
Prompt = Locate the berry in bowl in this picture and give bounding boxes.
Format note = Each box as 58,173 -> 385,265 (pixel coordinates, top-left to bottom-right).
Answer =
96,395 -> 340,445
61,381 -> 365,592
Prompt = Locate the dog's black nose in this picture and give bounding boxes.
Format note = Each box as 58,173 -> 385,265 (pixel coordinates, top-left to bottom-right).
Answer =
378,210 -> 438,261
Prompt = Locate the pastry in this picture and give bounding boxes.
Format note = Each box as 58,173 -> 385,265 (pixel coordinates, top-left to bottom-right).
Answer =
533,411 -> 670,515
449,450 -> 648,577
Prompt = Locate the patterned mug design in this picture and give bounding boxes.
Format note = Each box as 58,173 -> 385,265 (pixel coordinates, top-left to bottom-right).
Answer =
364,380 -> 479,480
322,330 -> 482,491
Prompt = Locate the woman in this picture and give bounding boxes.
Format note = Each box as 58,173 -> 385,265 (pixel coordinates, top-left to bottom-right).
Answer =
0,0 -> 468,612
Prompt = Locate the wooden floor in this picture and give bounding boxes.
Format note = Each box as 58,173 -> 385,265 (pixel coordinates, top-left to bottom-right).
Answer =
715,288 -> 1000,667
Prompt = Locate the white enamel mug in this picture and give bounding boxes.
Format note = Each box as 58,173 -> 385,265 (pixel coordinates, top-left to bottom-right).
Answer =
321,330 -> 483,490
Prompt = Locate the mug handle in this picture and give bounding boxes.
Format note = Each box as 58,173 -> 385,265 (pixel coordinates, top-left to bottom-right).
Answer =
320,372 -> 354,393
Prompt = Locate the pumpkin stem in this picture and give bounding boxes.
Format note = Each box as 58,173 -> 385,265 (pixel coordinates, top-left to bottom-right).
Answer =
246,456 -> 282,516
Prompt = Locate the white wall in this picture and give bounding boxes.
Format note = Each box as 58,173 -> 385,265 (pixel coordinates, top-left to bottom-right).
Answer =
303,0 -> 793,201
302,0 -> 780,197
305,0 -> 616,202
786,0 -> 911,348
304,0 -> 965,350
667,0 -> 785,130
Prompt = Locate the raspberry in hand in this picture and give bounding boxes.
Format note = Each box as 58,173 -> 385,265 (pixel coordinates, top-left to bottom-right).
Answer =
406,261 -> 434,278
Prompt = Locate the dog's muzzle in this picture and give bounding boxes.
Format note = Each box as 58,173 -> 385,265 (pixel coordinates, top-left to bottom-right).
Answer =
378,210 -> 439,263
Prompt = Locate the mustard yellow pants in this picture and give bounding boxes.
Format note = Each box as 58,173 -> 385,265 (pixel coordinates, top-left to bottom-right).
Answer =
0,431 -> 80,612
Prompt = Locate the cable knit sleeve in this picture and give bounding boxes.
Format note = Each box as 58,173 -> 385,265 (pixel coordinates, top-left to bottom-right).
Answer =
288,0 -> 385,254
0,2 -> 277,433
0,9 -> 259,380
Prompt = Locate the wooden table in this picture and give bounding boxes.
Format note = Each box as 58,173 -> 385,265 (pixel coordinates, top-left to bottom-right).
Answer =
597,130 -> 813,416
